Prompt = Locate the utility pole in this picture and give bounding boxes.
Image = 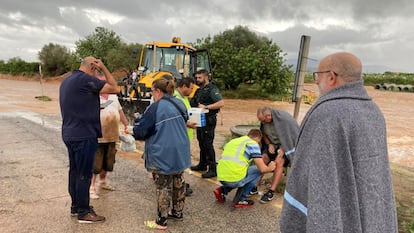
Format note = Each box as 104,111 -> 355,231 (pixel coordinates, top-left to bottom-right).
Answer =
292,35 -> 311,120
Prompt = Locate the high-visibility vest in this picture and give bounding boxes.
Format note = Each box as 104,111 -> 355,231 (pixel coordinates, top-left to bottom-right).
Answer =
217,136 -> 256,182
173,89 -> 193,140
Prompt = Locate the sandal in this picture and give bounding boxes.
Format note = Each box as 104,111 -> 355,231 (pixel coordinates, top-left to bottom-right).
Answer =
99,182 -> 115,191
89,189 -> 99,199
90,191 -> 99,199
144,220 -> 167,230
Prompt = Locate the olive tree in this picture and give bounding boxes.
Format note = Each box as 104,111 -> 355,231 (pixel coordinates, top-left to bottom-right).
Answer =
106,43 -> 143,74
196,25 -> 292,94
74,27 -> 122,68
38,43 -> 71,76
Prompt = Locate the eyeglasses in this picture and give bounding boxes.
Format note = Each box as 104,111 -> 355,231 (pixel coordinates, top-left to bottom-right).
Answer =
312,70 -> 338,80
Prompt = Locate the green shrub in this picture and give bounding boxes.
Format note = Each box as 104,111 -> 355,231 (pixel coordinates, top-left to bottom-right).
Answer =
363,73 -> 414,86
397,197 -> 414,233
221,82 -> 289,100
304,72 -> 414,87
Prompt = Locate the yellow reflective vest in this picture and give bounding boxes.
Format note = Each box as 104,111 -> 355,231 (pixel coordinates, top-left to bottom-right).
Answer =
217,136 -> 256,182
174,89 -> 193,140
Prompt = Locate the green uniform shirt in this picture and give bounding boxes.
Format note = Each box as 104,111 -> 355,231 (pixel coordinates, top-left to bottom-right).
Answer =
191,83 -> 222,115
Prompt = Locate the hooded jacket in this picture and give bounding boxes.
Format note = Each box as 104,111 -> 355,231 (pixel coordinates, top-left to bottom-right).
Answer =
280,80 -> 398,233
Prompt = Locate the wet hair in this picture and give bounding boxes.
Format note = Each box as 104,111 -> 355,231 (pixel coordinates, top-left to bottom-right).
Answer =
152,75 -> 175,95
176,77 -> 195,88
247,129 -> 262,138
80,56 -> 94,66
257,106 -> 272,116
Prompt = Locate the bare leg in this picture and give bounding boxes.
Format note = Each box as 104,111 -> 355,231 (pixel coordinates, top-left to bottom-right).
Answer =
260,156 -> 284,203
89,173 -> 99,199
99,170 -> 107,183
256,153 -> 270,187
90,174 -> 97,192
269,157 -> 285,191
99,170 -> 115,191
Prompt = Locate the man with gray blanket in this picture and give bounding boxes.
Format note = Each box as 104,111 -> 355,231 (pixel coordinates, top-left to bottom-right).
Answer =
280,52 -> 397,232
256,107 -> 299,204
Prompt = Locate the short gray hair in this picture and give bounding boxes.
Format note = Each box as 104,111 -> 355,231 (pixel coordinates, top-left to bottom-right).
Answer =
257,106 -> 272,116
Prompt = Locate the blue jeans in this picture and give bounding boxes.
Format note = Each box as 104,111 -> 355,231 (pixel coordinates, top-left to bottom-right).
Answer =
220,165 -> 262,201
64,139 -> 98,217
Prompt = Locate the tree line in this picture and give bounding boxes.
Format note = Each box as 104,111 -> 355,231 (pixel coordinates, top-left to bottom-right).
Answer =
0,26 -> 293,94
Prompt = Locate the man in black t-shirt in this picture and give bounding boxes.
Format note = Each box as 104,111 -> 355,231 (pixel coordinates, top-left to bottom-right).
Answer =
59,56 -> 119,223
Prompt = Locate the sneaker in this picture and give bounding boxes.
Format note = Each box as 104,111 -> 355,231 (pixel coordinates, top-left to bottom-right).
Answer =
249,186 -> 258,196
71,205 -> 94,217
156,216 -> 168,228
213,187 -> 226,203
185,183 -> 193,196
260,190 -> 274,204
78,212 -> 105,223
234,199 -> 255,208
167,212 -> 183,221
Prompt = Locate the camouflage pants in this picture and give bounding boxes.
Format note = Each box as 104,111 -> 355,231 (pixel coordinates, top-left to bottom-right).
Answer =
153,172 -> 186,221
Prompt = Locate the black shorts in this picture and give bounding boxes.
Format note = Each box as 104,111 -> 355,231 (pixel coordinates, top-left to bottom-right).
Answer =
262,143 -> 290,167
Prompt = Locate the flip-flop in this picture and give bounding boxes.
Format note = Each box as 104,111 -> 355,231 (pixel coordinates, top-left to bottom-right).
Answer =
89,192 -> 99,199
99,183 -> 115,191
144,220 -> 167,230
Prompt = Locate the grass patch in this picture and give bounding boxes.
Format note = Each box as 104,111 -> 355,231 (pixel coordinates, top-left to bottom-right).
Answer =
34,96 -> 52,101
397,198 -> 414,233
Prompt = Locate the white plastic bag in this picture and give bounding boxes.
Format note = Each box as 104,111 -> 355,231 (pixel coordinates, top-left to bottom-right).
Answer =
119,133 -> 136,152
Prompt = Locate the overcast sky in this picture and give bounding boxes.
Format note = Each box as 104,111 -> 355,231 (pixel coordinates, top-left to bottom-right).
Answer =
1,0 -> 413,73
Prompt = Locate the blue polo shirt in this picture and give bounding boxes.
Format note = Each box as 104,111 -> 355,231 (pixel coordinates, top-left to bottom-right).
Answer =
59,70 -> 106,141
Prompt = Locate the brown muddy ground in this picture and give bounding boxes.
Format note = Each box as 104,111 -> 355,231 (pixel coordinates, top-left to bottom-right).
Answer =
1,75 -> 413,230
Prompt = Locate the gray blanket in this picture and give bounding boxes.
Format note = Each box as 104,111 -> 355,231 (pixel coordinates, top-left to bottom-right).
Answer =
269,109 -> 299,161
280,80 -> 398,233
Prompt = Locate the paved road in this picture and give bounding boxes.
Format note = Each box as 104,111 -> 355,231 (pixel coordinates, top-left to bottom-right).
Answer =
0,112 -> 282,233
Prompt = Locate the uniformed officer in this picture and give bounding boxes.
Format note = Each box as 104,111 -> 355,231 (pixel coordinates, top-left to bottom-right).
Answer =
190,69 -> 224,178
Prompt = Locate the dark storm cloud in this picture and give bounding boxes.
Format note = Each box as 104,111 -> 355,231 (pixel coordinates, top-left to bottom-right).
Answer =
0,0 -> 413,72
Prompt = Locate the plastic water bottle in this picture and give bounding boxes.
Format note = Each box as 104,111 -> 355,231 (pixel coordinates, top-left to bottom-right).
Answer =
200,113 -> 206,127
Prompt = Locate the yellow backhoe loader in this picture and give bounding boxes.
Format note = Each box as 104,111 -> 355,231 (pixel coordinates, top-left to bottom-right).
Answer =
118,37 -> 213,121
